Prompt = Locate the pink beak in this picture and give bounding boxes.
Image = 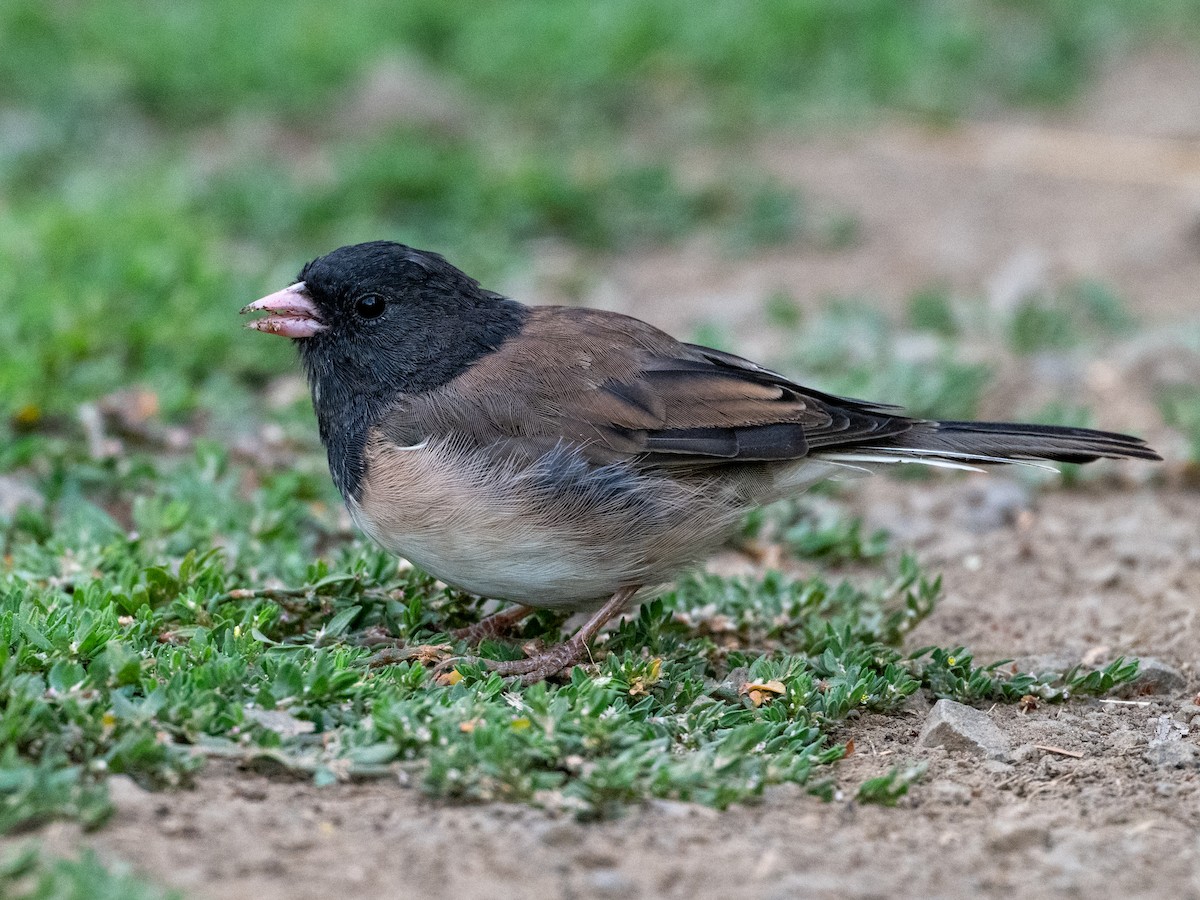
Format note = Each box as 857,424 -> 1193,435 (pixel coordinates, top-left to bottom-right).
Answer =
240,282 -> 327,338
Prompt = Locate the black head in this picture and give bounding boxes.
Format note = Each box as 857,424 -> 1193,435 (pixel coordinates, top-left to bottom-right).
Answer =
243,241 -> 528,498
294,241 -> 527,398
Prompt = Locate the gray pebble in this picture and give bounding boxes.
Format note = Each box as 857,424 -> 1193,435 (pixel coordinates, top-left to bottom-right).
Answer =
920,699 -> 1011,760
957,478 -> 1032,533
1009,743 -> 1042,764
1143,740 -> 1200,769
1173,703 -> 1200,723
1119,658 -> 1187,698
584,868 -> 639,899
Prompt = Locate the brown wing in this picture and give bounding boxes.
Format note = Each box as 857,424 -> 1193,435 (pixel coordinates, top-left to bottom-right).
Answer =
376,306 -> 914,466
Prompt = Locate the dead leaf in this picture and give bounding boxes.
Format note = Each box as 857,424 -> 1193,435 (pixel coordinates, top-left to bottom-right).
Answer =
743,680 -> 786,707
628,658 -> 663,696
743,680 -> 786,696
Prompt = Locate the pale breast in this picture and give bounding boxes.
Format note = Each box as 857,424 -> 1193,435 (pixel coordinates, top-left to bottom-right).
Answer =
348,431 -> 748,609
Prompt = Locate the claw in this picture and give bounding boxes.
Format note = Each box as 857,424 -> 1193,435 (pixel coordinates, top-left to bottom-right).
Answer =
430,586 -> 640,686
366,643 -> 453,668
427,648 -> 580,686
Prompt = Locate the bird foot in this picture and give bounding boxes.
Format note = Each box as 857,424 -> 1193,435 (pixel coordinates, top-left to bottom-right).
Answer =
430,586 -> 639,686
355,604 -> 535,663
431,636 -> 589,685
355,625 -> 402,648
366,643 -> 454,668
450,604 -> 536,643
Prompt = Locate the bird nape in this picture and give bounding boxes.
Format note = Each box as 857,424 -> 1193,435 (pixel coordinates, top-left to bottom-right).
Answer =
243,240 -> 1160,684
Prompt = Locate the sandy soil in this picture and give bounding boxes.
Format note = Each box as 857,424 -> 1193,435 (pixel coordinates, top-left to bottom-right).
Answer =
11,47 -> 1200,900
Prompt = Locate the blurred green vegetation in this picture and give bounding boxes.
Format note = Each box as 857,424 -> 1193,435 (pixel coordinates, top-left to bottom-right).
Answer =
772,297 -> 993,420
1006,280 -> 1138,355
1159,385 -> 1200,463
2,0 -> 1198,424
6,0 -> 1198,130
1,844 -> 181,900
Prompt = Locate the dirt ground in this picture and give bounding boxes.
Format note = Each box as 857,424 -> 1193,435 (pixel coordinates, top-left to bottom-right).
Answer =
15,47 -> 1200,899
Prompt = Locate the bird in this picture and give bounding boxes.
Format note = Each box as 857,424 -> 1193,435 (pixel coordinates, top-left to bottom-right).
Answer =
242,240 -> 1160,683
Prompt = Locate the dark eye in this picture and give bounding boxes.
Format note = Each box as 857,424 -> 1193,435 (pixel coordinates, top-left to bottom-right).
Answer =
355,294 -> 386,319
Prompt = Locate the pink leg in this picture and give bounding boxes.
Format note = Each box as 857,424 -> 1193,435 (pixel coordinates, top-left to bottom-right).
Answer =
440,586 -> 640,685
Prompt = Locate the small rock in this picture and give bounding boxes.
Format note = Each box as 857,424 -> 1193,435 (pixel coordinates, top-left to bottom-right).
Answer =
901,690 -> 932,720
1035,755 -> 1075,779
159,814 -> 201,838
1173,703 -> 1200,723
1106,730 -> 1143,753
1152,713 -> 1186,743
1143,740 -> 1200,769
958,478 -> 1033,532
710,666 -> 750,702
981,759 -> 1014,776
232,782 -> 268,802
584,868 -> 639,899
1118,658 -> 1187,697
920,699 -> 1011,759
1009,743 -> 1042,764
1084,563 -> 1122,589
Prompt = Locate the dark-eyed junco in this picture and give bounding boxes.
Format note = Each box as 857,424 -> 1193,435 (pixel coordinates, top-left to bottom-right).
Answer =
243,241 -> 1159,682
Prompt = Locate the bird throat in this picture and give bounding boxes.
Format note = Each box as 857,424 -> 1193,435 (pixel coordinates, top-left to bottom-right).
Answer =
300,299 -> 529,501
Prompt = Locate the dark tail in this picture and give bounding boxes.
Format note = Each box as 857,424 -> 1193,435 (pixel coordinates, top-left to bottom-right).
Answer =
826,420 -> 1161,467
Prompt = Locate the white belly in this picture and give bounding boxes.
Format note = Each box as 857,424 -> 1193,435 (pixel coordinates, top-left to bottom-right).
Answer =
346,434 -> 754,609
348,492 -> 627,608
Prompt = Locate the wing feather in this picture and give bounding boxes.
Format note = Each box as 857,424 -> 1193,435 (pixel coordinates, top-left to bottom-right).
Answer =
376,307 -> 913,466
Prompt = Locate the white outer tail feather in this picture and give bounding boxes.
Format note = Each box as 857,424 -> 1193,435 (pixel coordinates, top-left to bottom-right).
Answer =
820,450 -> 1058,474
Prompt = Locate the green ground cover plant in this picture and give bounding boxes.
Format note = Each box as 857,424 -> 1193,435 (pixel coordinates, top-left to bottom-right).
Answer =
0,446 -> 1136,836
